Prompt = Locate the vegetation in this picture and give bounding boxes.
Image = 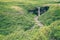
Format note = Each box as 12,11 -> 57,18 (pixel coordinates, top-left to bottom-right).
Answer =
39,5 -> 60,25
0,0 -> 60,40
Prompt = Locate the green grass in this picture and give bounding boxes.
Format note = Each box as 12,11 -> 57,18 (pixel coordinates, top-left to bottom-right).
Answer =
39,5 -> 60,26
2,20 -> 60,40
0,2 -> 36,35
0,0 -> 60,40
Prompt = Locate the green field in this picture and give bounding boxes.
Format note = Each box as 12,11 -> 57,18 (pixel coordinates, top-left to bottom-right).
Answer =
0,0 -> 60,40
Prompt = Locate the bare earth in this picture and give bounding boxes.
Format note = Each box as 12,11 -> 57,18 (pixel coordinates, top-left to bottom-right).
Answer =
34,16 -> 44,27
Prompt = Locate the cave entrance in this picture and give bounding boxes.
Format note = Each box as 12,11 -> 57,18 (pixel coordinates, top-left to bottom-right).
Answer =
28,6 -> 49,16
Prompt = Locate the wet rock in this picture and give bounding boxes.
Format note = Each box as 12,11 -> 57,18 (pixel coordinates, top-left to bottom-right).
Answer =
28,6 -> 49,15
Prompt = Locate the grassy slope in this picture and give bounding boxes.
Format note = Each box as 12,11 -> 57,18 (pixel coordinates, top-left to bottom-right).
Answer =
3,20 -> 60,40
0,0 -> 60,40
39,5 -> 60,26
0,1 -> 35,39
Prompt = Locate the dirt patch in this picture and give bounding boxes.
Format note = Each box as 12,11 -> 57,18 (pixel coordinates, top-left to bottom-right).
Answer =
34,16 -> 44,27
11,6 -> 24,14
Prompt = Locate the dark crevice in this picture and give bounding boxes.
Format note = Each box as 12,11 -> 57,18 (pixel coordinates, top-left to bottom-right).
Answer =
28,6 -> 49,15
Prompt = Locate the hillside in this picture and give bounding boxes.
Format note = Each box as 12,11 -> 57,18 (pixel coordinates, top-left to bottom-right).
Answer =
39,5 -> 60,25
0,0 -> 60,40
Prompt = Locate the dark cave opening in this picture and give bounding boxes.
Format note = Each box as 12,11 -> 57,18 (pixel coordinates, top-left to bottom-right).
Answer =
28,6 -> 49,15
